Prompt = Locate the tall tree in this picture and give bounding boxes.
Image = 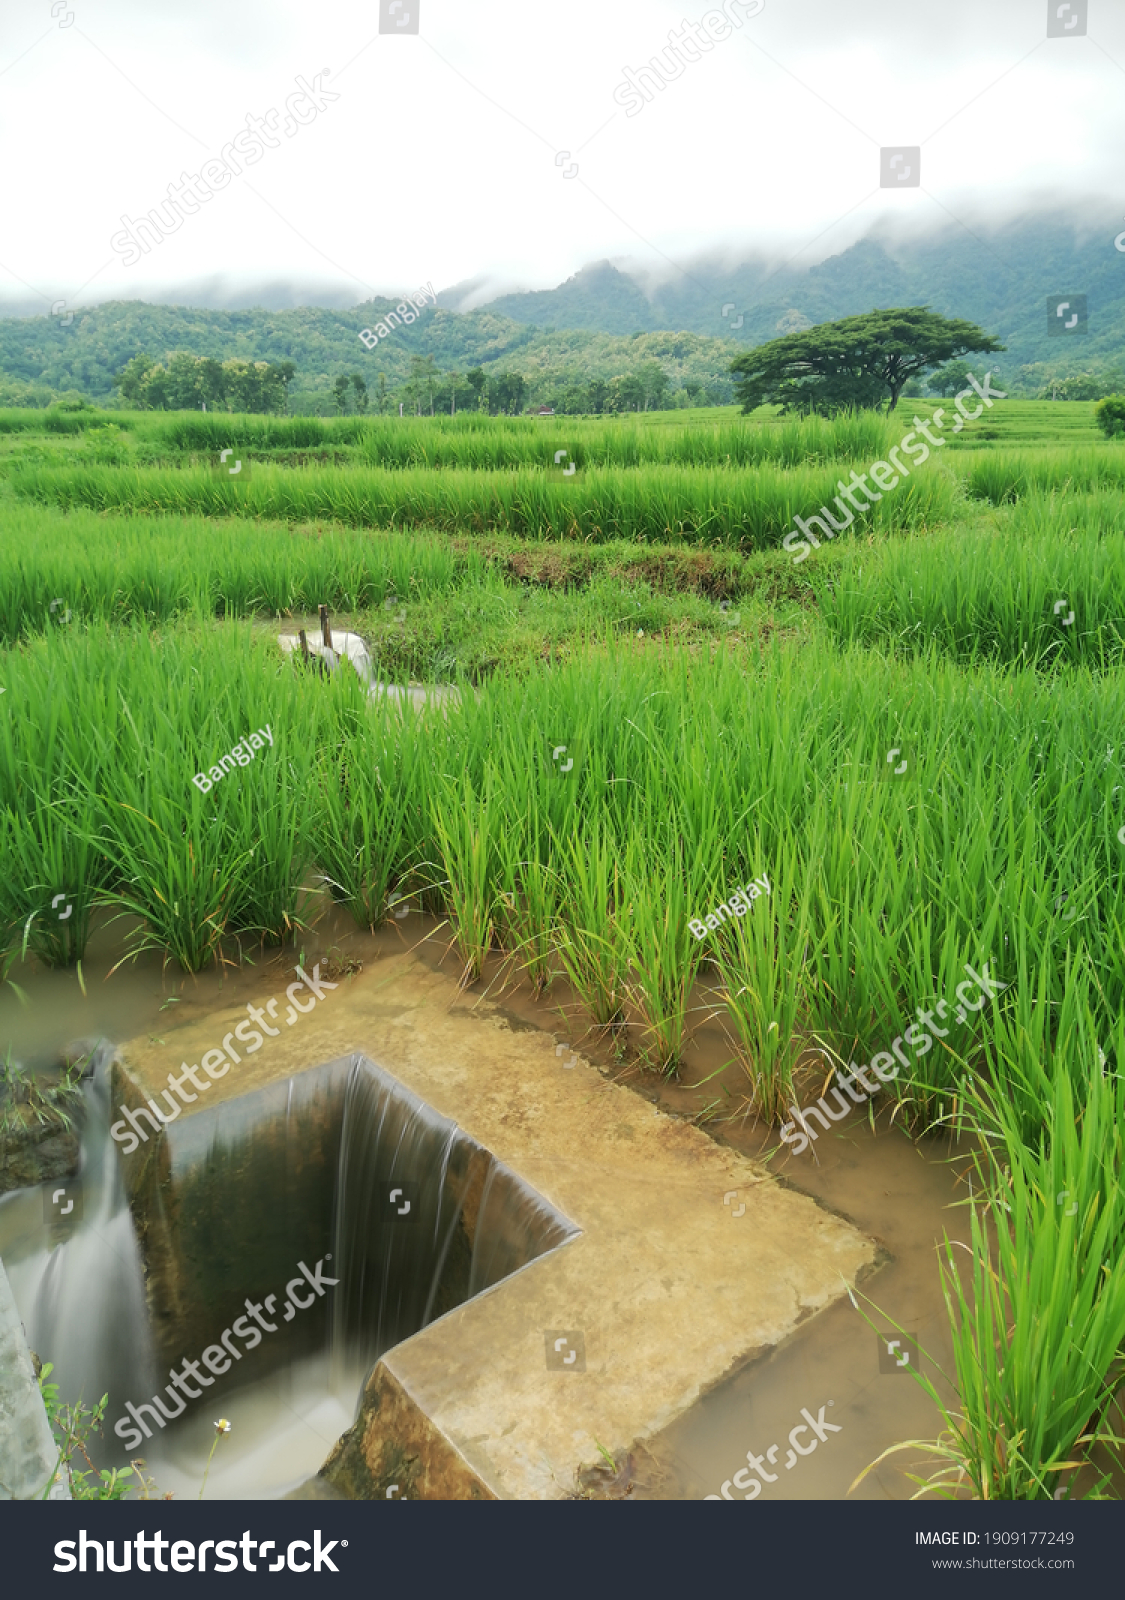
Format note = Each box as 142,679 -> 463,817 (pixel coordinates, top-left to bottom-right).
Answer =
730,307 -> 1005,414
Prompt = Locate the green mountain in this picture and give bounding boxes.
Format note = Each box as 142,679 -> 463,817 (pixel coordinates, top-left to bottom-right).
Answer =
1,213 -> 1121,410
485,260 -> 656,335
470,216 -> 1125,386
0,297 -> 738,410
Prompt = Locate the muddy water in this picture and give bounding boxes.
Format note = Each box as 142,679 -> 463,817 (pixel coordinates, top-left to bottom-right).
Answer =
2,905 -> 973,1500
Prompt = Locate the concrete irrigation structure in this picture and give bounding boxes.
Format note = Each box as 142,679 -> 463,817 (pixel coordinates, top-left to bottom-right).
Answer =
277,626 -> 459,713
111,945 -> 878,1500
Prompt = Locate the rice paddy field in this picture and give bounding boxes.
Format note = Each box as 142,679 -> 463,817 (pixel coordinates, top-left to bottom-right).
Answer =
4,395 -> 1125,1500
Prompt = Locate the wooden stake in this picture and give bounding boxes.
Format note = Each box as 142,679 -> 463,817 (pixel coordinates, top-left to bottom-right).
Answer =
319,605 -> 333,650
299,628 -> 310,661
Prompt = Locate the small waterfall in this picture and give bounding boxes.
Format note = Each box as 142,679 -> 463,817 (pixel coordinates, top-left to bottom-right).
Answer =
2,1047 -> 577,1496
26,1048 -> 156,1415
329,1059 -> 576,1392
329,1064 -> 464,1374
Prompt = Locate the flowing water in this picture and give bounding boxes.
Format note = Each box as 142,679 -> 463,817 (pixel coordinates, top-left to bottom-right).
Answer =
0,1048 -> 156,1422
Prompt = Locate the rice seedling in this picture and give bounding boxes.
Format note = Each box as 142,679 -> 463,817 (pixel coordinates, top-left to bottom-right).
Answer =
620,832 -> 713,1073
550,820 -> 630,1033
429,767 -> 504,988
711,833 -> 823,1122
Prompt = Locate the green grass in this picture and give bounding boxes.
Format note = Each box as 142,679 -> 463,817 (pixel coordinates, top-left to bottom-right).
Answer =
0,405 -> 899,469
4,624 -> 1124,1119
5,457 -> 958,551
816,490 -> 1125,669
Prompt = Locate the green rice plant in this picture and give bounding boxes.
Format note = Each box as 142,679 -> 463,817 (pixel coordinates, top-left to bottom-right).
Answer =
0,797 -> 110,967
4,589 -> 1125,1067
313,715 -> 423,931
143,406 -> 898,473
854,1014 -> 1125,1500
490,782 -> 562,997
551,820 -> 630,1032
430,767 -> 504,988
712,834 -> 824,1122
963,447 -> 1125,505
620,832 -> 711,1073
0,627 -> 127,964
494,859 -> 562,999
0,501 -> 477,643
802,770 -> 911,1055
7,457 -> 959,553
816,493 -> 1125,671
82,625 -> 320,971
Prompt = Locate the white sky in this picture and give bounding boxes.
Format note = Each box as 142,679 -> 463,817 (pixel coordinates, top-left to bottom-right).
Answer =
1,0 -> 1124,316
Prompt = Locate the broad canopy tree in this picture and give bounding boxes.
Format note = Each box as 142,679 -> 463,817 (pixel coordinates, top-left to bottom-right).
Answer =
730,307 -> 1005,415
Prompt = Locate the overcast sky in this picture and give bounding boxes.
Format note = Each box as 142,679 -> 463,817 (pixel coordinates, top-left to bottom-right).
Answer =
2,0 -> 1123,317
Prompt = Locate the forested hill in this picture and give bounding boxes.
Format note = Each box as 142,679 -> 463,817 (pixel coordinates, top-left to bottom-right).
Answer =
0,298 -> 741,409
1,212 -> 1120,408
475,213 -> 1125,380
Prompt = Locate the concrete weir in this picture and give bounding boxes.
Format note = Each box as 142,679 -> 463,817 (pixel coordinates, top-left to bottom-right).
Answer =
112,951 -> 878,1500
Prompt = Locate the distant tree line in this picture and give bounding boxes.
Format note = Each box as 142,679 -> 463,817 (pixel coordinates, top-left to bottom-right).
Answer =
322,355 -> 711,416
115,353 -> 296,412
